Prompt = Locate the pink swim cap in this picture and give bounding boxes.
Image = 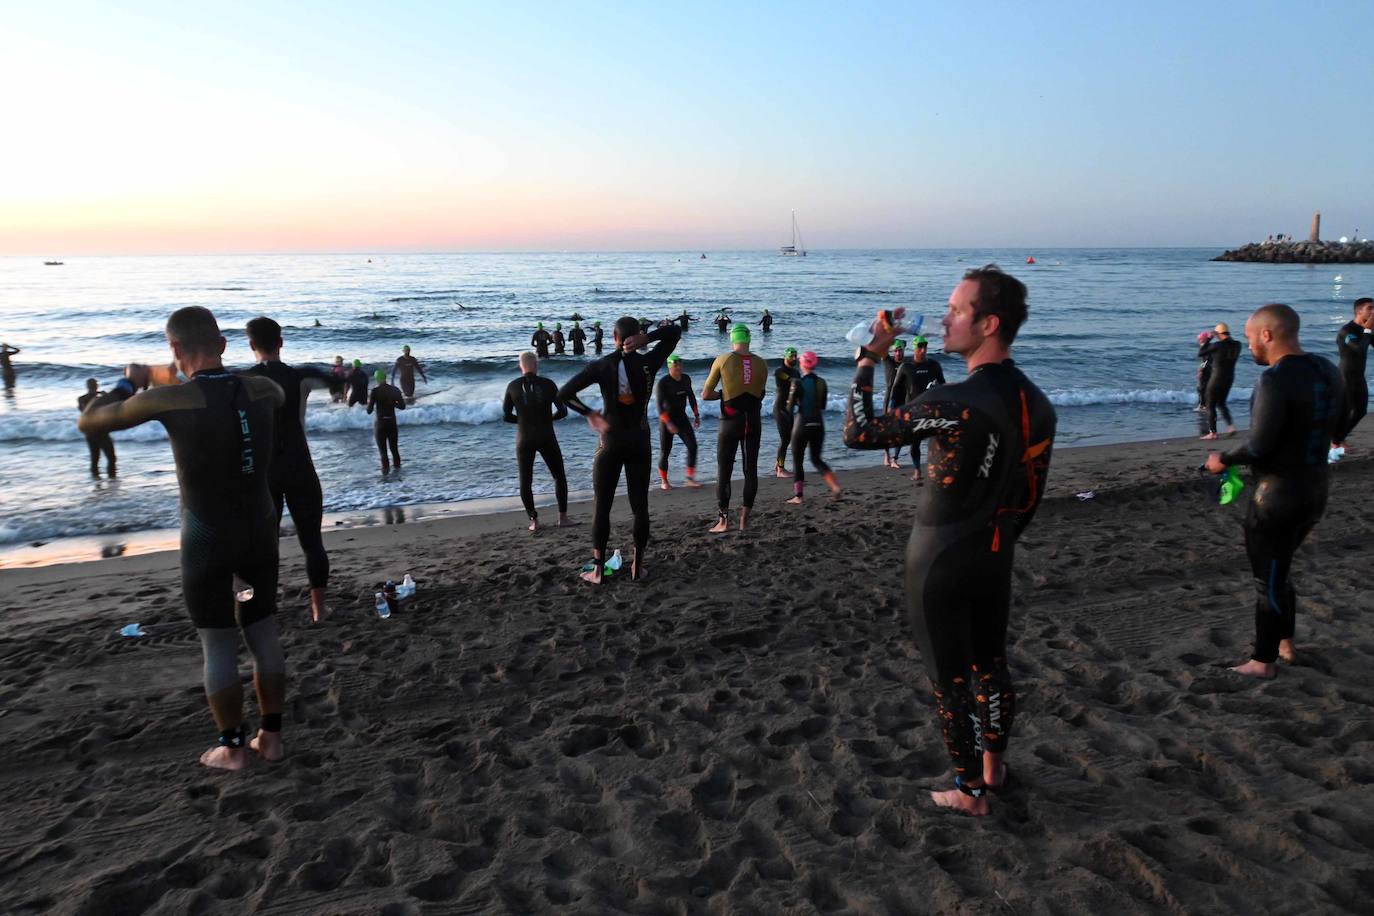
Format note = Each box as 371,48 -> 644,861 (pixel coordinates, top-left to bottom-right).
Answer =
800,351 -> 818,369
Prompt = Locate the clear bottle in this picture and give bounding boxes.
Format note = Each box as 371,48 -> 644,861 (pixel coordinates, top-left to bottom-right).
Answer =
398,574 -> 417,598
604,549 -> 624,573
375,591 -> 392,619
846,311 -> 922,347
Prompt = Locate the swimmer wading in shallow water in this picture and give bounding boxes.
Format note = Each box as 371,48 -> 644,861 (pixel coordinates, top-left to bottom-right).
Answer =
78,306 -> 289,771
843,266 -> 1056,816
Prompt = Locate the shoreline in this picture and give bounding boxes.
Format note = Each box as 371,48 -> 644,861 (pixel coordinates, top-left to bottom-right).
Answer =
0,432 -> 1313,582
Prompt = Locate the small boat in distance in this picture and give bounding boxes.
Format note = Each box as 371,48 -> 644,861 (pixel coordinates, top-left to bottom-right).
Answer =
44,260 -> 63,266
780,210 -> 806,256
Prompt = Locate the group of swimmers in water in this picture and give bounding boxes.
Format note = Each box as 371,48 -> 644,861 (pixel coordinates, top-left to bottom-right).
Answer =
64,273 -> 1372,818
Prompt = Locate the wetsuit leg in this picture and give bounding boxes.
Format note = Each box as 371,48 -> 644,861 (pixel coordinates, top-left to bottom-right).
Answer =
100,436 -> 116,476
808,426 -> 831,476
624,433 -> 653,551
386,422 -> 401,466
741,413 -> 761,509
1338,375 -> 1368,441
374,423 -> 389,466
717,415 -> 742,511
401,378 -> 416,400
182,511 -> 279,630
680,421 -> 698,472
658,423 -> 673,473
591,439 -> 623,555
1243,478 -> 1324,663
281,475 -> 328,589
791,424 -> 807,490
774,410 -> 793,469
86,437 -> 101,475
517,437 -> 538,518
904,530 -> 1014,776
538,435 -> 569,515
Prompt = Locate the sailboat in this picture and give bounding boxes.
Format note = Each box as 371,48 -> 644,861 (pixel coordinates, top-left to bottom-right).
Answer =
779,210 -> 806,256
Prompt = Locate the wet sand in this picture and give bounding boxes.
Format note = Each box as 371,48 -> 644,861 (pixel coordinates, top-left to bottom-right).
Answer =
2,437 -> 1372,914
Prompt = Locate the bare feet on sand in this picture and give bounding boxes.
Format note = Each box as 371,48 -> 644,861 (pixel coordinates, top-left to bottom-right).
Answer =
1230,659 -> 1276,679
684,478 -> 702,488
774,467 -> 791,478
1279,640 -> 1297,663
528,517 -> 539,532
310,587 -> 329,624
785,495 -> 803,505
738,508 -> 750,532
580,562 -> 603,585
250,730 -> 283,762
199,745 -> 249,771
709,514 -> 730,534
557,514 -> 578,527
660,480 -> 671,491
1200,432 -> 1219,441
930,787 -> 990,816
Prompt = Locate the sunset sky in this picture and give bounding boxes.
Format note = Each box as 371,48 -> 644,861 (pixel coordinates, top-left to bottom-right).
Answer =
3,1 -> 1372,254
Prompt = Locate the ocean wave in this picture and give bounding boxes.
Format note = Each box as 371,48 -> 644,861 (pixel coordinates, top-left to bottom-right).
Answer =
832,288 -> 899,295
1044,387 -> 1251,407
387,293 -> 464,303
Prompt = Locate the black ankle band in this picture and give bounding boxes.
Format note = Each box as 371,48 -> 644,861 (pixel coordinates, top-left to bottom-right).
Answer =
218,726 -> 245,748
954,775 -> 986,798
261,713 -> 282,732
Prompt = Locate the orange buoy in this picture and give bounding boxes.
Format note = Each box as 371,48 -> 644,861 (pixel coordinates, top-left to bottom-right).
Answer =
1026,256 -> 1036,264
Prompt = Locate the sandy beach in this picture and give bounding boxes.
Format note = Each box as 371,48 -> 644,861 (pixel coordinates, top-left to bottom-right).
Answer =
2,436 -> 1372,915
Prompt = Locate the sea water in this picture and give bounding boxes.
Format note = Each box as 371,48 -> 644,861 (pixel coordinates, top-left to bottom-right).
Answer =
1,249 -> 1368,554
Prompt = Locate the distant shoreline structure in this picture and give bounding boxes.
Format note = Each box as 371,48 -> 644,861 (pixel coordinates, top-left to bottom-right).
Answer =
1215,209 -> 1373,262
1213,240 -> 1374,263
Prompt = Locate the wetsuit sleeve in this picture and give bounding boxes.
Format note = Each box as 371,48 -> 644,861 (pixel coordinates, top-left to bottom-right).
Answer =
687,376 -> 698,416
557,362 -> 599,415
643,324 -> 682,375
546,378 -> 567,421
77,386 -> 178,435
655,376 -> 670,420
703,356 -> 723,401
366,388 -> 377,415
395,390 -> 406,411
787,378 -> 801,415
502,380 -> 518,423
1220,372 -> 1279,467
842,363 -> 960,450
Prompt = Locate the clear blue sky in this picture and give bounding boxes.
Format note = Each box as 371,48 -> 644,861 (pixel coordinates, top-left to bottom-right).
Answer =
2,1 -> 1371,253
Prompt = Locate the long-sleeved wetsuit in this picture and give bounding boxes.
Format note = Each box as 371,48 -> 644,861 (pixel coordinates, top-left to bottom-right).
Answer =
503,372 -> 568,520
1219,353 -> 1344,663
1200,335 -> 1242,433
787,373 -> 832,496
246,361 -> 335,589
79,371 -> 285,629
592,327 -> 604,354
347,367 -> 369,407
532,329 -> 553,359
656,372 -> 699,474
773,363 -> 799,470
705,350 -> 769,516
569,327 -> 587,356
844,358 -> 1056,778
78,390 -> 116,476
367,382 -> 406,469
558,324 -> 682,556
391,355 -> 427,400
887,358 -> 947,467
1335,321 -> 1372,443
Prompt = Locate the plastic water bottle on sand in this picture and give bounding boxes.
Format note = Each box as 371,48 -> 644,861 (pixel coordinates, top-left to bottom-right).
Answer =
374,591 -> 392,619
398,574 -> 417,598
605,550 -> 624,575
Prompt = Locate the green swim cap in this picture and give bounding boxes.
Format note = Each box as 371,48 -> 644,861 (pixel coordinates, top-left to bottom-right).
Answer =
730,323 -> 751,344
556,322 -> 562,329
353,359 -> 362,368
594,320 -> 601,327
667,353 -> 682,365
538,322 -> 544,329
783,347 -> 798,359
373,369 -> 386,383
893,340 -> 906,351
913,335 -> 928,347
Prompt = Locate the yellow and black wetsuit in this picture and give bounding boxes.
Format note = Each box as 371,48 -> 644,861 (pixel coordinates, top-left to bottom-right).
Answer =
704,351 -> 768,515
78,370 -> 285,629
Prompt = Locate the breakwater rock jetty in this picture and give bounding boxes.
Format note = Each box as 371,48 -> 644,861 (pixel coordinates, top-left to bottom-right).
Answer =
1213,240 -> 1374,263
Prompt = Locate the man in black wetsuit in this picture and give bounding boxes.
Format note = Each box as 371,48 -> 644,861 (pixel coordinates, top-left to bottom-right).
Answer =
558,316 -> 681,583
503,351 -> 572,531
843,267 -> 1056,815
246,317 -> 336,623
1,342 -> 20,389
784,351 -> 841,503
714,314 -> 730,334
1206,304 -> 1344,679
592,321 -> 604,355
78,306 -> 288,771
773,347 -> 799,477
655,353 -> 702,489
346,359 -> 369,407
367,369 -> 406,473
553,323 -> 566,355
532,323 -> 553,359
881,341 -> 906,469
1195,330 -> 1214,411
1200,323 -> 1242,439
760,310 -> 774,333
78,378 -> 116,477
677,310 -> 695,332
569,321 -> 587,356
888,336 -> 947,477
391,345 -> 428,403
1333,296 -> 1373,448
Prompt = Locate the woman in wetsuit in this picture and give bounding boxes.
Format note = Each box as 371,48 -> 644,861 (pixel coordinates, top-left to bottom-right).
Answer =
784,351 -> 841,503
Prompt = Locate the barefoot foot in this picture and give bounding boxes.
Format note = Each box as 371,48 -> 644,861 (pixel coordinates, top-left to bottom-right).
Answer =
785,495 -> 803,505
250,730 -> 284,762
1229,659 -> 1276,679
528,518 -> 539,532
1200,433 -> 1218,441
929,788 -> 990,816
1279,640 -> 1297,664
709,515 -> 729,534
199,745 -> 249,771
557,514 -> 578,527
684,478 -> 703,488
